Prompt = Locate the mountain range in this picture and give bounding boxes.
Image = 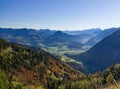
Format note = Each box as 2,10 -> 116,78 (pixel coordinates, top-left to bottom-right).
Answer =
1,27 -> 120,88
86,27 -> 119,47
0,28 -> 100,49
63,28 -> 102,35
0,27 -> 120,71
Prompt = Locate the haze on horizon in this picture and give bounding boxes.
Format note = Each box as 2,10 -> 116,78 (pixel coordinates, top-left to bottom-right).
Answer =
0,0 -> 120,30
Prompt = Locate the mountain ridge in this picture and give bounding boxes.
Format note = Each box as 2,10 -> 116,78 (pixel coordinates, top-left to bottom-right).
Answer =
69,29 -> 120,73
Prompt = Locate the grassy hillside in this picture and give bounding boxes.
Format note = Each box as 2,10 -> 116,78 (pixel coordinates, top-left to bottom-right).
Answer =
102,83 -> 120,89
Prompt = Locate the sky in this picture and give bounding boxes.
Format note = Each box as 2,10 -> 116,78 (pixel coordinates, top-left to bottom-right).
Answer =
0,0 -> 120,30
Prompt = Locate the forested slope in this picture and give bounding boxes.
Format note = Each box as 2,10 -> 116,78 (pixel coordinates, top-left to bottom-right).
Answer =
0,38 -> 84,88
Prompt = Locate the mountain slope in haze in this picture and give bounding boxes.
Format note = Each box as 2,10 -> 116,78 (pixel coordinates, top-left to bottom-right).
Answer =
0,38 -> 84,88
0,28 -> 55,47
37,29 -> 56,38
86,27 -> 119,46
63,28 -> 102,36
43,31 -> 83,49
0,28 -> 95,50
63,28 -> 102,44
71,29 -> 120,73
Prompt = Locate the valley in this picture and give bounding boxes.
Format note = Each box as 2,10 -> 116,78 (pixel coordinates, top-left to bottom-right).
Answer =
0,27 -> 119,73
1,0 -> 120,88
0,27 -> 120,89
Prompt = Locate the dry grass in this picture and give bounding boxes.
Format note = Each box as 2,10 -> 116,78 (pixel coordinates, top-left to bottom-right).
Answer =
102,83 -> 120,89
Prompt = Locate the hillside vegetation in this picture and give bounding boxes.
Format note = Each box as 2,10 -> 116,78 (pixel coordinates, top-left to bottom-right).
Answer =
62,64 -> 120,89
0,38 -> 84,89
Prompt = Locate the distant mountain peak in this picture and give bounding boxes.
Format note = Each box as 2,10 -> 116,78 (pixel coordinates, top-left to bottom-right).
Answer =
52,31 -> 69,37
54,31 -> 63,34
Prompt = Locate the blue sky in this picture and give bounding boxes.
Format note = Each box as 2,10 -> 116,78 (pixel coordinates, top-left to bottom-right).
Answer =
0,0 -> 120,30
